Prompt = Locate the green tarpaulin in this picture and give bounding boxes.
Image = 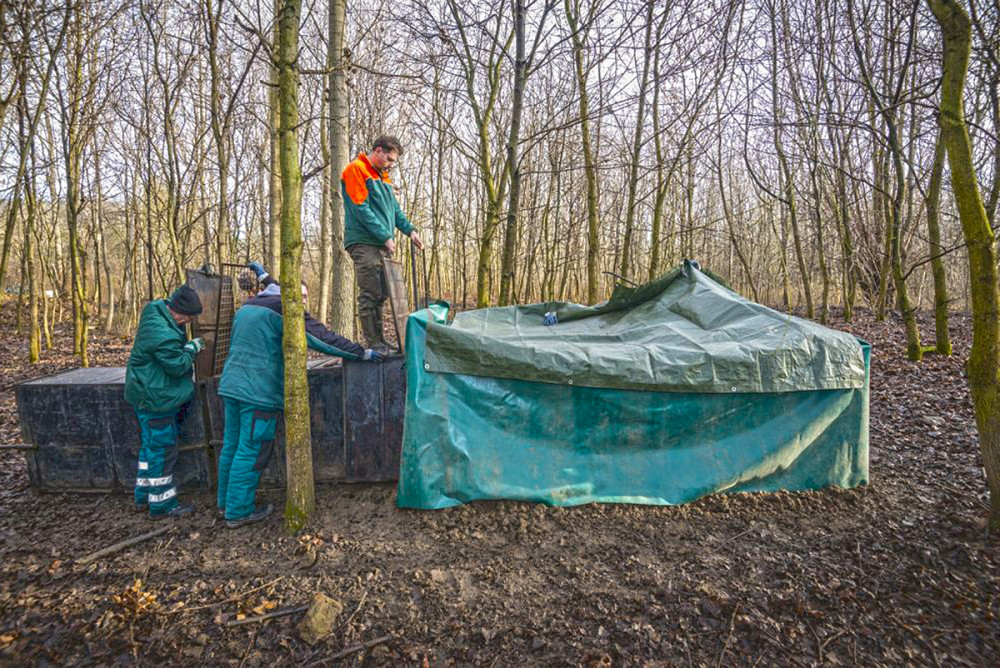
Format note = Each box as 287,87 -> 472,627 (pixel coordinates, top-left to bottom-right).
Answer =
398,263 -> 869,509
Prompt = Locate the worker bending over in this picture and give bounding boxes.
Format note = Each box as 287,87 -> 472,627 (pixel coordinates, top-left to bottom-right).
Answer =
216,263 -> 383,528
124,285 -> 206,519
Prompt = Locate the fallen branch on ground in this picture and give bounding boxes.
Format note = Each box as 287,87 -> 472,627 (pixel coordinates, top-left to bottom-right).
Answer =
76,526 -> 171,565
225,604 -> 309,627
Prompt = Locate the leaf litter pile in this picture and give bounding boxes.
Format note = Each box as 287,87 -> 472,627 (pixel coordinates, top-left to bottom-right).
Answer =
0,299 -> 997,665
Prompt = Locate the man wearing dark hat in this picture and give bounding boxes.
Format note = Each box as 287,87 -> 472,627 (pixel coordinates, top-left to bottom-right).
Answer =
124,285 -> 206,519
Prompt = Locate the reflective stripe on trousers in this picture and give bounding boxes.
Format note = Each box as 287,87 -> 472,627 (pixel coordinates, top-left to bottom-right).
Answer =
133,408 -> 181,515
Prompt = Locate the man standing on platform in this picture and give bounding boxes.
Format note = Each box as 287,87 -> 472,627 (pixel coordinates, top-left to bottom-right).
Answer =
124,285 -> 206,519
342,135 -> 423,351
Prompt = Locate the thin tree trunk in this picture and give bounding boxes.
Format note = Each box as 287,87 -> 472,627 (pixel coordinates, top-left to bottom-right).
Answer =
328,0 -> 354,336
925,130 -> 952,355
498,0 -> 527,306
317,93 -> 333,324
565,0 -> 600,303
619,1 -> 654,282
770,4 -> 811,317
276,0 -> 313,532
268,0 -> 283,274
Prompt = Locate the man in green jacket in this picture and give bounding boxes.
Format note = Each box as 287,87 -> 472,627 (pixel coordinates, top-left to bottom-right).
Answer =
342,134 -> 423,350
216,266 -> 383,528
124,285 -> 206,519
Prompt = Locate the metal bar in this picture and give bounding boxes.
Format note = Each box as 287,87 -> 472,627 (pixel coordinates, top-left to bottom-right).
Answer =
410,238 -> 419,311
421,244 -> 429,309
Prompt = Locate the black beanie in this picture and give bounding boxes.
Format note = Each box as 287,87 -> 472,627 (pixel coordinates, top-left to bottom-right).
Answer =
168,285 -> 203,316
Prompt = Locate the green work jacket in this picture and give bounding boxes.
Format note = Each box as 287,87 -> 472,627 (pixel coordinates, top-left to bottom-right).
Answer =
341,153 -> 414,247
124,300 -> 196,413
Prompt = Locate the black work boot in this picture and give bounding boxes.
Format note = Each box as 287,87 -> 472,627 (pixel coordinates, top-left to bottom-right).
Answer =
152,503 -> 195,520
226,503 -> 273,529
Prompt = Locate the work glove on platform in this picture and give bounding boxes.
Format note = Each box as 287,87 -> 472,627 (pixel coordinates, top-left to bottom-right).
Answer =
184,337 -> 206,355
543,311 -> 558,326
363,349 -> 385,362
246,261 -> 268,280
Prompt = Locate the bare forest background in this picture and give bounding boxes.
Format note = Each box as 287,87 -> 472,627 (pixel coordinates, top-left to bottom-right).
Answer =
1,0 -> 999,363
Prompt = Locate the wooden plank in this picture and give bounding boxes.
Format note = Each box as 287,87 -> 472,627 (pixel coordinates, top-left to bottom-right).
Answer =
382,257 -> 410,354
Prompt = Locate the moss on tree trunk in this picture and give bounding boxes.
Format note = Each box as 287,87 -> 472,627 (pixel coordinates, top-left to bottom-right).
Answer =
927,0 -> 1000,531
276,0 -> 313,533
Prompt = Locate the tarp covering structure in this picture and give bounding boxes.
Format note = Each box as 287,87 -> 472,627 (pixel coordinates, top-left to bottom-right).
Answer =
397,262 -> 869,509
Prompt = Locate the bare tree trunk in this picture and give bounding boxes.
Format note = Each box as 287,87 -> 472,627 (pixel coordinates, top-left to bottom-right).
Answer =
276,0 -> 313,533
927,0 -> 1000,531
18,84 -> 39,362
619,1 -> 654,282
925,130 -> 952,355
565,0 -> 600,303
849,0 -> 921,359
267,0 -> 282,274
769,3 -> 811,317
498,0 -> 527,306
328,0 -> 354,336
62,3 -> 89,367
317,93 -> 333,324
204,0 -> 231,266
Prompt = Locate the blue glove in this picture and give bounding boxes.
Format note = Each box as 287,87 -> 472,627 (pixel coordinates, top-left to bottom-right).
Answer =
247,261 -> 267,280
184,337 -> 205,354
363,349 -> 385,362
543,311 -> 558,326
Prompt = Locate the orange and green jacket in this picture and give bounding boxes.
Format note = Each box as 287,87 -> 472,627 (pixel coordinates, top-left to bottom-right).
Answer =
341,153 -> 414,248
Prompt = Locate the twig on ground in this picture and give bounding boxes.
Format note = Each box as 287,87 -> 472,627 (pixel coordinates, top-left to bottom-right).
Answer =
716,602 -> 740,668
76,526 -> 171,565
340,590 -> 368,631
321,635 -> 393,663
806,620 -> 823,663
239,624 -> 260,668
159,576 -> 285,615
225,604 -> 309,627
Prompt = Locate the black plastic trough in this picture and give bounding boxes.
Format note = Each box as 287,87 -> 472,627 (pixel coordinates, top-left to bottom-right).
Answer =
15,357 -> 406,493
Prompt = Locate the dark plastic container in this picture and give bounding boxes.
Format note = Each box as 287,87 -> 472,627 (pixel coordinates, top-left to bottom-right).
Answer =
15,357 -> 406,492
15,368 -> 210,493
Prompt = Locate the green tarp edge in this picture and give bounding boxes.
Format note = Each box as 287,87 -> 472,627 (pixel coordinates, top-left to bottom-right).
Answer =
423,264 -> 866,394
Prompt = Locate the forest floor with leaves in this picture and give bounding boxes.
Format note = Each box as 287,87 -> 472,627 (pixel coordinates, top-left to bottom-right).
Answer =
0,297 -> 997,666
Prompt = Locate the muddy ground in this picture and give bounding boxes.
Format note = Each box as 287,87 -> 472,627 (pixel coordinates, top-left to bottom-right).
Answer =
0,299 -> 997,666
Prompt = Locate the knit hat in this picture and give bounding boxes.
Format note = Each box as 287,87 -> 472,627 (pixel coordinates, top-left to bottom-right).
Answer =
167,285 -> 203,316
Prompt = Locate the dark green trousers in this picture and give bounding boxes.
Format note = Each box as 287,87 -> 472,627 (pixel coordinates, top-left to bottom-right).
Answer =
347,243 -> 388,345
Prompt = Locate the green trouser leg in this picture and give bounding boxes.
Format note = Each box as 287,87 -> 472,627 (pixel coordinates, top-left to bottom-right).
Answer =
223,402 -> 279,521
134,409 -> 180,516
217,397 -> 243,513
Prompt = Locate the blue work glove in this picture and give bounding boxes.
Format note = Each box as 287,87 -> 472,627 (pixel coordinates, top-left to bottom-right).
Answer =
247,261 -> 268,280
363,349 -> 385,362
184,337 -> 205,354
543,311 -> 558,326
